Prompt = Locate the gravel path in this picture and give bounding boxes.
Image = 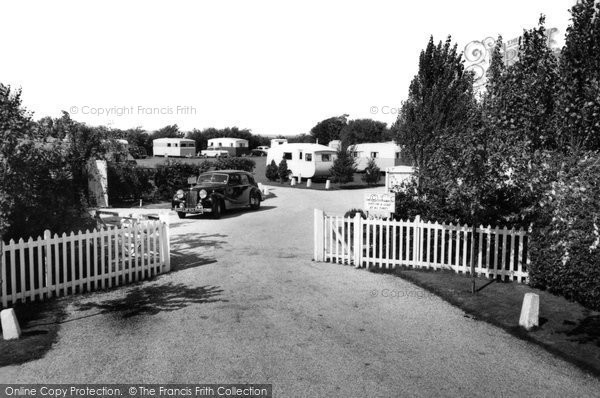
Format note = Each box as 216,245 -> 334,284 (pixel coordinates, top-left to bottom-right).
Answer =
2,185 -> 600,397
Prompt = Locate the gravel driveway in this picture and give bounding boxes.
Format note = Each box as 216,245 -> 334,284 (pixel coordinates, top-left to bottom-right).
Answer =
1,185 -> 600,397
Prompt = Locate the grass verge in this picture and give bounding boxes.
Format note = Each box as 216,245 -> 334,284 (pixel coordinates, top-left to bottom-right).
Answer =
0,300 -> 67,366
374,267 -> 600,377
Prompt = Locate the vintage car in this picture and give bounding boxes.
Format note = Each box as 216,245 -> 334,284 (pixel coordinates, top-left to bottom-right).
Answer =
172,170 -> 262,219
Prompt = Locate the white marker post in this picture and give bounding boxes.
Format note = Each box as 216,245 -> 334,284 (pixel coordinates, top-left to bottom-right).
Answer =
1,308 -> 21,340
325,180 -> 331,190
519,293 -> 539,330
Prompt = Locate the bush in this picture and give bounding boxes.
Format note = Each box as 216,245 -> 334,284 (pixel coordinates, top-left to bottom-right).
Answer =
213,157 -> 255,172
154,160 -> 211,200
266,160 -> 279,181
107,162 -> 154,203
330,145 -> 356,184
362,158 -> 381,185
278,159 -> 289,182
344,208 -> 367,219
528,153 -> 600,310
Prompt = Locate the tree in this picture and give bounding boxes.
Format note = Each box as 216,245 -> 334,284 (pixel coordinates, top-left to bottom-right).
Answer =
362,157 -> 381,185
309,114 -> 348,145
0,85 -> 97,240
393,36 -> 478,190
340,119 -> 391,145
555,0 -> 600,151
277,159 -> 289,183
287,133 -> 315,143
329,143 -> 356,184
265,160 -> 279,181
487,17 -> 559,152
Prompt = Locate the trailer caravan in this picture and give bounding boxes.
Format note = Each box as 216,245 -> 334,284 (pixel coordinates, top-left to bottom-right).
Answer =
266,143 -> 337,180
207,137 -> 249,157
152,138 -> 196,157
328,140 -> 403,171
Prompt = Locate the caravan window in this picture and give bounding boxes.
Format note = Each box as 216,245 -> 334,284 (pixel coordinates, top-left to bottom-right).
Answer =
322,154 -> 331,162
299,152 -> 303,160
283,152 -> 292,160
167,143 -> 172,147
305,153 -> 312,162
371,152 -> 378,158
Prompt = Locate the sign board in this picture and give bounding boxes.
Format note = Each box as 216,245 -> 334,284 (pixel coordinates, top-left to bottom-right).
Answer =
364,192 -> 396,216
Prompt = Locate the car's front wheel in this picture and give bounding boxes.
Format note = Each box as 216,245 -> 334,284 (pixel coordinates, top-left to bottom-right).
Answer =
177,212 -> 186,219
212,199 -> 223,219
249,191 -> 261,209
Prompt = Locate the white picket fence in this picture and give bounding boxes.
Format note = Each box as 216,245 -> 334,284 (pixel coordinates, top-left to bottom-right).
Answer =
314,209 -> 529,283
1,218 -> 171,307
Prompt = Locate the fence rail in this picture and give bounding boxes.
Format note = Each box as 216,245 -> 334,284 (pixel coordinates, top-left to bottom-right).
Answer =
314,209 -> 528,283
1,217 -> 170,307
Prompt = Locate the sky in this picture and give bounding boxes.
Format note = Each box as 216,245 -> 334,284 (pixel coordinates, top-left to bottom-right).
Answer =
1,0 -> 576,136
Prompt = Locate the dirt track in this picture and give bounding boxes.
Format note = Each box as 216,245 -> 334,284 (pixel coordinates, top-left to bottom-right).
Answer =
1,185 -> 600,397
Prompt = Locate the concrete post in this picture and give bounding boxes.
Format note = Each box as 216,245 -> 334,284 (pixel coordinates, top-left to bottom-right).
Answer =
1,308 -> 21,340
325,180 -> 331,190
307,179 -> 312,188
519,293 -> 539,330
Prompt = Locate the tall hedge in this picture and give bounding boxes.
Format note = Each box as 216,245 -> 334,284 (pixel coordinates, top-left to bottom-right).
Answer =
154,160 -> 211,200
528,153 -> 600,310
107,162 -> 155,204
213,157 -> 256,172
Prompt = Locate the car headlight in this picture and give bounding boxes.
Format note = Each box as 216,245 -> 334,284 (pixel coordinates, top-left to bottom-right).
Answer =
176,189 -> 184,199
199,189 -> 207,199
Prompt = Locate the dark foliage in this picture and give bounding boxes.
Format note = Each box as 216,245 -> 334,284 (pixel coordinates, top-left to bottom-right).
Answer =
361,157 -> 381,185
213,157 -> 256,172
265,160 -> 279,181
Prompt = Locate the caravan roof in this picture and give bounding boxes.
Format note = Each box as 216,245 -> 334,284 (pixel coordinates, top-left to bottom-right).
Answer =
274,143 -> 336,153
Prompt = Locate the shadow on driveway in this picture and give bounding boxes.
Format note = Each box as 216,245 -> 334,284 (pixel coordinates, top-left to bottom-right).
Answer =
74,283 -> 227,319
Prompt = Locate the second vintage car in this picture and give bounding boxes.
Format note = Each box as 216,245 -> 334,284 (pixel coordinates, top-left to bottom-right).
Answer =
172,170 -> 262,219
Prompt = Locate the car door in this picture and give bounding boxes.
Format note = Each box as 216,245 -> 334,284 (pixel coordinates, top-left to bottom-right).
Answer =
230,174 -> 252,206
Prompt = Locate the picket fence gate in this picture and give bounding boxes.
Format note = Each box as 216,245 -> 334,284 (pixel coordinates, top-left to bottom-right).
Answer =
0,217 -> 171,307
314,209 -> 529,283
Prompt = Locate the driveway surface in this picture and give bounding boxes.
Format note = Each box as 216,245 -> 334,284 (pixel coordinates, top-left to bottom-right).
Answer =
1,186 -> 600,397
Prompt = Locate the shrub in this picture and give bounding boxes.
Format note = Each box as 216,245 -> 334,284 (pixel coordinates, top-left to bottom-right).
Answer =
266,160 -> 279,181
107,162 -> 154,203
362,158 -> 381,185
528,153 -> 600,310
330,145 -> 356,184
153,160 -> 211,200
344,208 -> 367,219
278,159 -> 289,182
214,157 -> 255,172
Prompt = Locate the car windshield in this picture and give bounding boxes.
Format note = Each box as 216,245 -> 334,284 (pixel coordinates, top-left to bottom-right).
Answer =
197,173 -> 228,184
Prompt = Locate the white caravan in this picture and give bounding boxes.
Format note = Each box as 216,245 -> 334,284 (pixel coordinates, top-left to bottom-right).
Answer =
152,138 -> 196,157
266,143 -> 337,180
329,141 -> 403,171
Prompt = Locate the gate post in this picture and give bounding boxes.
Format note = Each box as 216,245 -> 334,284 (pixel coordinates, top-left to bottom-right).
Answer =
353,213 -> 362,268
314,209 -> 325,261
0,236 -> 5,308
159,213 -> 171,272
414,215 -> 421,267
